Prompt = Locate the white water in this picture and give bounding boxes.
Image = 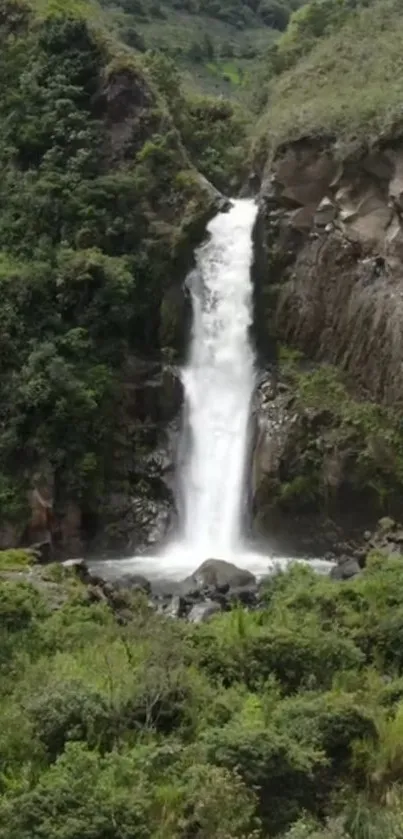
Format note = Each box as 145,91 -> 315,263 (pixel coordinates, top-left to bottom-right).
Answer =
90,199 -> 334,582
179,199 -> 258,555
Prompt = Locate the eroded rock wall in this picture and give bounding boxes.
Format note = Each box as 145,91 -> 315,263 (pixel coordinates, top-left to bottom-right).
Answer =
257,138 -> 403,405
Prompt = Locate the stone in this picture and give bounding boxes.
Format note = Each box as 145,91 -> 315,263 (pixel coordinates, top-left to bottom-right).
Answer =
29,540 -> 53,565
314,197 -> 337,227
330,556 -> 361,581
187,599 -> 222,624
378,516 -> 396,533
388,150 -> 403,210
185,559 -> 256,591
114,573 -> 151,594
165,594 -> 187,619
61,558 -> 92,583
58,501 -> 83,555
229,586 -> 258,606
27,472 -> 54,546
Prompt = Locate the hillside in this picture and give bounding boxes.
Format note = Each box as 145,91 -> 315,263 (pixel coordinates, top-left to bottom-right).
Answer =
102,0 -> 307,96
0,0 -> 249,556
251,0 -> 403,533
254,0 -> 403,159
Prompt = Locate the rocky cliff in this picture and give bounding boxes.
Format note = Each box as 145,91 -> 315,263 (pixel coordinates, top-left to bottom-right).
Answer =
252,136 -> 403,552
257,137 -> 403,402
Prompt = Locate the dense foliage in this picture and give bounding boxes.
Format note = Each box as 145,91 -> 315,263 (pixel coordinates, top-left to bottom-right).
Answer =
105,0 -> 309,96
3,550 -> 403,836
110,0 -> 306,29
253,0 -> 403,156
0,0 -> 249,539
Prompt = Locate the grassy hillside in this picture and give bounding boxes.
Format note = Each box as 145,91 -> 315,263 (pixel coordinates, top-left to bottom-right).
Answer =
101,0 -> 307,96
254,0 -> 403,162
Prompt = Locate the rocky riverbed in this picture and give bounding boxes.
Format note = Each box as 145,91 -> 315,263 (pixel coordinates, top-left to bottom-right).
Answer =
10,516 -> 399,627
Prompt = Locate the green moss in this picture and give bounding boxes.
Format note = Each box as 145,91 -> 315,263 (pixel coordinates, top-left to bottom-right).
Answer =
0,550 -> 33,572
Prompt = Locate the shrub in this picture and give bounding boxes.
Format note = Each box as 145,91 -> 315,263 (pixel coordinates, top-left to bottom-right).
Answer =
203,719 -> 325,833
26,683 -> 118,760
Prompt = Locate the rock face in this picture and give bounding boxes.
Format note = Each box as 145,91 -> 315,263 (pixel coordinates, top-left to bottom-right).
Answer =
250,369 -> 397,556
87,357 -> 184,556
257,138 -> 403,406
364,516 -> 403,559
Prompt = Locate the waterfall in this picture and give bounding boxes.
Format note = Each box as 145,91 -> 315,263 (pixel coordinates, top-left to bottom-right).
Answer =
89,198 -> 335,581
177,198 -> 258,556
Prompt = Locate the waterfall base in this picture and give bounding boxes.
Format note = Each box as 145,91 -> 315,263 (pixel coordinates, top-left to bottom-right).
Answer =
88,542 -> 334,583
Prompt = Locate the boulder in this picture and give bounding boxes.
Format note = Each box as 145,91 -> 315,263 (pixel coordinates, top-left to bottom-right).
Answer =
62,558 -> 93,584
229,585 -> 258,606
164,594 -> 187,619
29,540 -> 53,565
114,573 -> 151,594
330,555 -> 361,581
187,599 -> 222,624
185,559 -> 256,591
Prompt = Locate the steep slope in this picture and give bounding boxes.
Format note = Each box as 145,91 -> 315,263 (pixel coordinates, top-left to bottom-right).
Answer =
251,0 -> 403,543
104,0 -> 307,96
0,0 -> 227,556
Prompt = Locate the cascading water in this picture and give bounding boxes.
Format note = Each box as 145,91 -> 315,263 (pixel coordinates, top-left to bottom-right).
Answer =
178,198 -> 258,557
90,199 -> 334,581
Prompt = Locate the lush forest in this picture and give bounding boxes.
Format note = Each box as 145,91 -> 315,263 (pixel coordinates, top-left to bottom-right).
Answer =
3,0 -> 403,836
2,547 -> 403,838
0,0 -> 247,549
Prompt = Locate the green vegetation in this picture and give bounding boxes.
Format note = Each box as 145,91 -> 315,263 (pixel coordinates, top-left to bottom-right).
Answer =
145,51 -> 249,190
0,0 -> 249,538
3,552 -> 403,835
269,355 -> 403,516
103,0 -> 308,96
254,0 -> 403,160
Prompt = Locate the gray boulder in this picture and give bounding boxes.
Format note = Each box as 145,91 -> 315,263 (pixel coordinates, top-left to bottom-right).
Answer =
330,555 -> 361,581
114,573 -> 151,594
184,558 -> 256,591
187,599 -> 222,624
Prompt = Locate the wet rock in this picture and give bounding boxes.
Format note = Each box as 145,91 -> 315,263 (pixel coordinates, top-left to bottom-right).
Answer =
165,594 -> 187,619
26,464 -> 54,545
229,585 -> 258,606
62,557 -> 90,580
185,559 -> 256,591
187,599 -> 222,623
314,197 -> 337,228
216,582 -> 230,595
58,501 -> 83,555
29,540 -> 53,565
330,555 -> 361,581
114,573 -> 151,594
87,584 -> 108,604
